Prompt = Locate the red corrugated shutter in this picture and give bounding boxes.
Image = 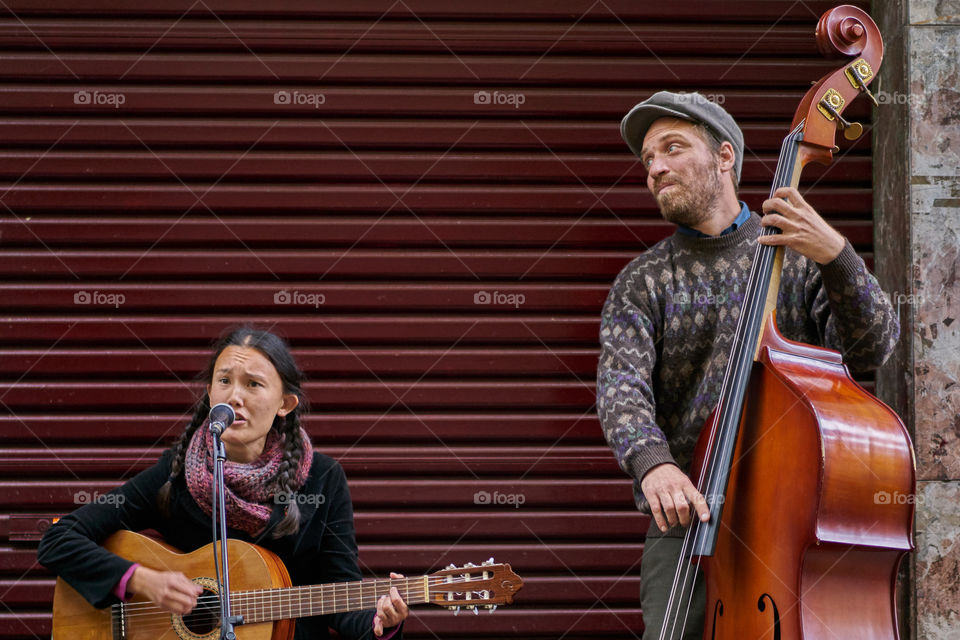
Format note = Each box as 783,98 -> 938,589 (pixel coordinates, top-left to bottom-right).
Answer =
0,2 -> 874,638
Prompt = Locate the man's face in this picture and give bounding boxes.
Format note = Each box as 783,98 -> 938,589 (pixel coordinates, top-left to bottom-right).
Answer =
639,117 -> 725,228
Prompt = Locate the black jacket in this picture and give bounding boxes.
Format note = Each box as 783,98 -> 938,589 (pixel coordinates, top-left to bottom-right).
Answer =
38,448 -> 400,640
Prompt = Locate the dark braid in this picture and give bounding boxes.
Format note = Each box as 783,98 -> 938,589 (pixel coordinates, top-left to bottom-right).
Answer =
271,412 -> 306,538
157,395 -> 209,516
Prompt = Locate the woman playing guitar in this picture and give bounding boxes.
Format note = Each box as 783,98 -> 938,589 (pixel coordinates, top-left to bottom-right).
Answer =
38,327 -> 409,639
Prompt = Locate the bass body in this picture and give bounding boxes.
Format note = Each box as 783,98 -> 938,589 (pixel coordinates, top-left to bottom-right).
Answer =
689,315 -> 914,639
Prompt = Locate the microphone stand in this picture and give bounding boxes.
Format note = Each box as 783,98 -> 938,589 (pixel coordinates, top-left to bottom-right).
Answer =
211,425 -> 243,639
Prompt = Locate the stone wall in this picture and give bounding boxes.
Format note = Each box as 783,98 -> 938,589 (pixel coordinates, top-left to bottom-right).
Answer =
874,1 -> 960,638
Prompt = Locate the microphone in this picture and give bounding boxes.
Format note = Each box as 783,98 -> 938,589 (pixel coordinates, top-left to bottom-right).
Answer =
208,403 -> 236,436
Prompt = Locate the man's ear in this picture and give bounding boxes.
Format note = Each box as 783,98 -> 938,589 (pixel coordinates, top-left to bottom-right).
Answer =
717,141 -> 736,173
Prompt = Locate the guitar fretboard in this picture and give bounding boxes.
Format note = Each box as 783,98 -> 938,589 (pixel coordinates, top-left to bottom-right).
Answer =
233,577 -> 431,622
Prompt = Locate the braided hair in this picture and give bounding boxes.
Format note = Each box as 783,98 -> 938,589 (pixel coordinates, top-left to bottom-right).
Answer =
157,327 -> 310,538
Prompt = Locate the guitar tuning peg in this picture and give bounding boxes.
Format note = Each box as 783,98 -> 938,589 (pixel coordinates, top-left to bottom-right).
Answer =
463,562 -> 476,568
472,605 -> 479,615
445,563 -> 456,570
453,606 -> 461,616
485,557 -> 494,564
487,604 -> 498,613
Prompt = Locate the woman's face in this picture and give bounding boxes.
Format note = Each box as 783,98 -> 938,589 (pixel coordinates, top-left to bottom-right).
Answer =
206,345 -> 299,463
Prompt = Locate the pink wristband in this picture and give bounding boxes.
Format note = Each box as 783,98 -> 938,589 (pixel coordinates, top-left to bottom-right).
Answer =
113,563 -> 140,601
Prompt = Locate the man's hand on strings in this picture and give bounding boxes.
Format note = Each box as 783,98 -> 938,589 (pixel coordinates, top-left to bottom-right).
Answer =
640,463 -> 711,532
759,187 -> 846,265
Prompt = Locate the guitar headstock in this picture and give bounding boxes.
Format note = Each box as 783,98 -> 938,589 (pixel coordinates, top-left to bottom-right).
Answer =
427,559 -> 523,614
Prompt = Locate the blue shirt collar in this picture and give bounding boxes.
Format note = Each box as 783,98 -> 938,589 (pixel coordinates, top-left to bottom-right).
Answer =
675,201 -> 751,238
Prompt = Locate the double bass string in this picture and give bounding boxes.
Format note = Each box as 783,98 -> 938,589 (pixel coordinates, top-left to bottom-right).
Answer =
659,123 -> 804,640
694,123 -> 804,530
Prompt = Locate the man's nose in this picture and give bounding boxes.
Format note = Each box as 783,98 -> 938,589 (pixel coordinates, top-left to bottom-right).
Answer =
648,154 -> 669,178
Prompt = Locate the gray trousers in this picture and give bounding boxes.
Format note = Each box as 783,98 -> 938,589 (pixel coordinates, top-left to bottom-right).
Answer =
640,520 -> 706,640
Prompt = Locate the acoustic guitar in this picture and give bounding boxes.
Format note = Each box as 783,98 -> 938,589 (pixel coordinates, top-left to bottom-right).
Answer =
51,530 -> 524,640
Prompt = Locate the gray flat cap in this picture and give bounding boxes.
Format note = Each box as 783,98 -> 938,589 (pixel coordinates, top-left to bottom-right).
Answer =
620,91 -> 744,183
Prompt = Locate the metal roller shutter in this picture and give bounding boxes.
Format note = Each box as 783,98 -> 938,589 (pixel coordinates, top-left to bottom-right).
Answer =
0,1 -> 873,638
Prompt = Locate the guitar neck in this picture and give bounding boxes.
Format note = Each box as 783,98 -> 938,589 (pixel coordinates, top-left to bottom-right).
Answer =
233,576 -> 430,623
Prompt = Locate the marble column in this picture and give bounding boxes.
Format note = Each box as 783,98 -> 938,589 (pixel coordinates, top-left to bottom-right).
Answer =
874,1 -> 960,638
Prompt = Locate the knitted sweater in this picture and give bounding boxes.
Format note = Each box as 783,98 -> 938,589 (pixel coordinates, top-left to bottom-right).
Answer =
597,212 -> 899,515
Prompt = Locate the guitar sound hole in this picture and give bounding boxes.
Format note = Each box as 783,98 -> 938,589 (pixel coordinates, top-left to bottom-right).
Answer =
182,589 -> 220,635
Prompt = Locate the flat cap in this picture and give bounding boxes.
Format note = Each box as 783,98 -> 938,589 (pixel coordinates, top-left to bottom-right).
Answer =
621,91 -> 744,183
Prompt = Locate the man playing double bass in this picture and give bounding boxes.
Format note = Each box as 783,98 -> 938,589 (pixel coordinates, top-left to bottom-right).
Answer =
596,91 -> 898,639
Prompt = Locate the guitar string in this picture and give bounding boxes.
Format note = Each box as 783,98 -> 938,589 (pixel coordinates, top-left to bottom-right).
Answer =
659,122 -> 803,640
114,575 -> 489,624
117,575 -> 478,613
116,575 -> 480,613
110,576 -> 497,634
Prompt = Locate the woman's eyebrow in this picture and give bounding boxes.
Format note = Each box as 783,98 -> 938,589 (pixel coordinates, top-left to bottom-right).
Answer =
214,366 -> 267,382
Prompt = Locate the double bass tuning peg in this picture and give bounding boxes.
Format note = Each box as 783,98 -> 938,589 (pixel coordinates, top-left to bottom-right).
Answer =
818,89 -> 864,141
845,58 -> 879,107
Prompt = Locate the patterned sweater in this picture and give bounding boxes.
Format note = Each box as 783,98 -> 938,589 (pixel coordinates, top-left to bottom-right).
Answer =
597,212 -> 899,515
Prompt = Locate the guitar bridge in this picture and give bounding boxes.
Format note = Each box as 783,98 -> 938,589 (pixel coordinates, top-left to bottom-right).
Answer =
111,601 -> 127,640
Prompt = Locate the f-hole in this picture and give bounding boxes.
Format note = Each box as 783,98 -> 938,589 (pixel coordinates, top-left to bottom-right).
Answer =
709,599 -> 724,639
757,593 -> 781,640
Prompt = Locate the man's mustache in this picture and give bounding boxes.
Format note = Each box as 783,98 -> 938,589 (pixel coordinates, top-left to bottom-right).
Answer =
654,179 -> 680,196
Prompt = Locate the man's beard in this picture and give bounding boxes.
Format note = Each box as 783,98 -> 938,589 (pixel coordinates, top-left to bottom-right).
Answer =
653,158 -> 725,229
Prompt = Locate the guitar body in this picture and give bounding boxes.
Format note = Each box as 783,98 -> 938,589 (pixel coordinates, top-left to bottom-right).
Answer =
52,530 -> 295,640
51,529 -> 522,639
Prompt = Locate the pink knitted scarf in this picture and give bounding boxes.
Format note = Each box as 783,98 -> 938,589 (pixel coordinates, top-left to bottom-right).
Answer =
184,422 -> 313,536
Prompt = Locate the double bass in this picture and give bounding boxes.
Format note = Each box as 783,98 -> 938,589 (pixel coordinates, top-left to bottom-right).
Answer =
659,5 -> 916,639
